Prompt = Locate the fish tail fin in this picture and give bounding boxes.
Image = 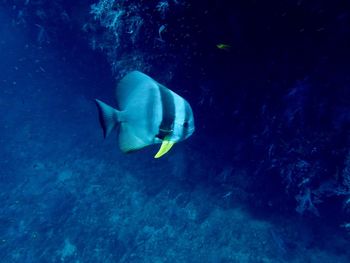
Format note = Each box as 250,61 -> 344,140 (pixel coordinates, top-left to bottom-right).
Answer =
95,99 -> 120,138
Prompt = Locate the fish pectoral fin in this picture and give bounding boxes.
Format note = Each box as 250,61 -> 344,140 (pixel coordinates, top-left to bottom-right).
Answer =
154,140 -> 175,158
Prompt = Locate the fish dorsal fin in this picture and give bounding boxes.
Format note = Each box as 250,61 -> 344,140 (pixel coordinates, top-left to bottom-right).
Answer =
116,71 -> 158,110
119,123 -> 149,153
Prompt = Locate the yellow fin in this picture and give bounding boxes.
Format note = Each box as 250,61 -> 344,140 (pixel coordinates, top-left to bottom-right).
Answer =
154,140 -> 175,158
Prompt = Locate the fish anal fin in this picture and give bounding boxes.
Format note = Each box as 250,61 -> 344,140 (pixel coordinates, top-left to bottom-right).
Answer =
119,124 -> 149,153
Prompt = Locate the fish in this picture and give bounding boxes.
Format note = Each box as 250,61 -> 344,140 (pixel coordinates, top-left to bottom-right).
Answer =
158,24 -> 167,41
216,43 -> 231,51
95,71 -> 195,158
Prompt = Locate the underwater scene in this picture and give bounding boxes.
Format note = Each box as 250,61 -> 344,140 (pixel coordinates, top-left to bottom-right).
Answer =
1,0 -> 350,262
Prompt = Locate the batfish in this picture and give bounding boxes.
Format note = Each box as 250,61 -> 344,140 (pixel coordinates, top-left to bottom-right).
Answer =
95,71 -> 195,158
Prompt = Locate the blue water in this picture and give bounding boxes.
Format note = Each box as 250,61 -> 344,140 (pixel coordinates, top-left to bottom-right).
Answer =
1,1 -> 350,262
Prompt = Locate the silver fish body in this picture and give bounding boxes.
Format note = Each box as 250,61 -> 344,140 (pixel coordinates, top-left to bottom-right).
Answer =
95,71 -> 195,158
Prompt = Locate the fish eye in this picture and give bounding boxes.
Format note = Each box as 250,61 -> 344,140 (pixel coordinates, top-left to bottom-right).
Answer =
183,121 -> 189,128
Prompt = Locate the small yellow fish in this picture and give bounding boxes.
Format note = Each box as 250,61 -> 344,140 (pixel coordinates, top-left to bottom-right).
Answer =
216,43 -> 231,51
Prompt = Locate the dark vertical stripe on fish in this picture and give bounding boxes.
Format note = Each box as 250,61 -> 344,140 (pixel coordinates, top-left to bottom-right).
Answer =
156,85 -> 175,140
180,101 -> 191,140
146,88 -> 156,135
